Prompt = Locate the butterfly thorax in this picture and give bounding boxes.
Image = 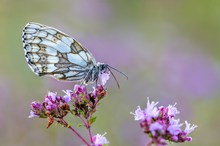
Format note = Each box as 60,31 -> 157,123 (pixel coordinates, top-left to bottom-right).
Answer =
83,63 -> 108,84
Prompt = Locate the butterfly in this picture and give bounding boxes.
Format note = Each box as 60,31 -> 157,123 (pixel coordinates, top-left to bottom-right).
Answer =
22,22 -> 127,87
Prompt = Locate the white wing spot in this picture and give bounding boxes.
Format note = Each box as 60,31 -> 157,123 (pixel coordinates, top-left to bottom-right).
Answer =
47,56 -> 59,63
37,31 -> 47,37
25,44 -> 32,51
31,45 -> 40,52
30,54 -> 40,62
25,28 -> 37,33
31,37 -> 41,44
64,71 -> 78,77
45,47 -> 57,55
46,64 -> 57,72
27,23 -> 42,29
67,53 -> 87,67
44,28 -> 57,35
54,74 -> 64,79
40,39 -> 71,53
79,51 -> 88,61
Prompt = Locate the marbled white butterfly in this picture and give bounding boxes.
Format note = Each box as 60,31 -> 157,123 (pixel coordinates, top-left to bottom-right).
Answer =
22,22 -> 127,87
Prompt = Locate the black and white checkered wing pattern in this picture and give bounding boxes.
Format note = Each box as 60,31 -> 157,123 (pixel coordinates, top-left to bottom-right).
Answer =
22,22 -> 97,82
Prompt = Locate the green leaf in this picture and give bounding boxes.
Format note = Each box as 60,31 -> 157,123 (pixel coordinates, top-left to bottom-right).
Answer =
77,123 -> 85,128
78,109 -> 84,115
67,122 -> 73,128
70,110 -> 75,115
88,116 -> 97,125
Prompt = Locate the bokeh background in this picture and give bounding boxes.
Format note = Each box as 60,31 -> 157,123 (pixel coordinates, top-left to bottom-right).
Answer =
1,0 -> 220,145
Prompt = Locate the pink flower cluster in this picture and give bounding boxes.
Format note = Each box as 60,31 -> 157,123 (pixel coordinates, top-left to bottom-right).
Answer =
29,92 -> 69,119
131,98 -> 197,145
28,73 -> 111,145
29,84 -> 107,127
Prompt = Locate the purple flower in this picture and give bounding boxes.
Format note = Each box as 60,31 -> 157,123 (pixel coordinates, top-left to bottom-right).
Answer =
149,122 -> 163,136
167,118 -> 182,136
47,92 -> 57,102
29,101 -> 45,118
45,103 -> 57,111
184,121 -> 198,135
159,103 -> 180,120
130,106 -> 145,121
74,84 -> 87,94
131,97 -> 159,122
92,133 -> 109,146
92,84 -> 107,99
171,135 -> 178,142
28,110 -> 38,118
167,103 -> 179,118
145,97 -> 159,121
131,97 -> 197,145
31,101 -> 42,110
44,92 -> 58,111
63,90 -> 72,103
99,72 -> 110,86
29,84 -> 108,130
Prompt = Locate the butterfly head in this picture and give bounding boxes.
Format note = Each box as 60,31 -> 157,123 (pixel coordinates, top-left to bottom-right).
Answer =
97,62 -> 108,73
96,63 -> 128,88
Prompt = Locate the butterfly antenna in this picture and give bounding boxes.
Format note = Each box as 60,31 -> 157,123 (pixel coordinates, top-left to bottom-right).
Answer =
108,68 -> 120,88
108,65 -> 128,79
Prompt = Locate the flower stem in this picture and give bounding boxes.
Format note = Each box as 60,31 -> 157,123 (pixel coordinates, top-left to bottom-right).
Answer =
88,125 -> 93,143
78,115 -> 93,143
78,114 -> 87,127
68,126 -> 90,146
77,110 -> 95,144
60,118 -> 90,146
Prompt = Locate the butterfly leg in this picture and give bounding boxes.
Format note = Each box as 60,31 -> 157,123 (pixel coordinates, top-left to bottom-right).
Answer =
95,79 -> 98,87
80,70 -> 93,85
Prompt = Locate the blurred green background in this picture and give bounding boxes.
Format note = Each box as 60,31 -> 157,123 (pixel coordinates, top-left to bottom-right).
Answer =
1,0 -> 220,145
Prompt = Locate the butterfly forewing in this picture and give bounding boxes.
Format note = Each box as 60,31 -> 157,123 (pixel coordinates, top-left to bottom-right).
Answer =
22,22 -> 97,82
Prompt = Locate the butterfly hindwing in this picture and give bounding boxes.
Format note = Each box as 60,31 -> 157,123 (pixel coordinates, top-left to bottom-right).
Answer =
22,22 -> 97,81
